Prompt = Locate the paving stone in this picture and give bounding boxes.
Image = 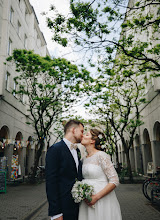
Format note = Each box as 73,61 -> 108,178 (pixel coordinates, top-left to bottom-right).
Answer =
31,184 -> 160,220
1,182 -> 160,220
0,182 -> 47,220
116,184 -> 160,220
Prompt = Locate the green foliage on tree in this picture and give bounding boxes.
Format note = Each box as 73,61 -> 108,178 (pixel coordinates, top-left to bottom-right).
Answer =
46,0 -> 160,74
85,51 -> 147,180
45,0 -> 160,180
6,49 -> 93,182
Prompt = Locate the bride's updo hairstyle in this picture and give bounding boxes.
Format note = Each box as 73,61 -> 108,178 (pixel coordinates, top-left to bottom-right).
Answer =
90,128 -> 106,152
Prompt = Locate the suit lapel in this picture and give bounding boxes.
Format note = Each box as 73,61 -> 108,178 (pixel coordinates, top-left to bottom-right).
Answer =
61,140 -> 78,173
76,148 -> 82,176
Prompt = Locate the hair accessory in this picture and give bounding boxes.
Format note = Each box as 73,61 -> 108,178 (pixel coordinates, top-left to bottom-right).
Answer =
98,134 -> 107,150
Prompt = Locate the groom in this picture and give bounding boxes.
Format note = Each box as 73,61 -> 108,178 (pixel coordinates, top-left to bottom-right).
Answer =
45,120 -> 84,220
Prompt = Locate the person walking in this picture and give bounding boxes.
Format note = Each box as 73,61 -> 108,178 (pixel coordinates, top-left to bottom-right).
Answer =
45,120 -> 84,220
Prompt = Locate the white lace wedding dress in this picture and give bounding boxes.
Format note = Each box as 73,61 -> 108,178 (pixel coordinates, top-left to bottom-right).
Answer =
78,151 -> 122,220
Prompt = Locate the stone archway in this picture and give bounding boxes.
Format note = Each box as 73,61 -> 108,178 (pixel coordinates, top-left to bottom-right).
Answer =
0,126 -> 10,177
142,129 -> 153,174
13,132 -> 24,178
25,136 -> 34,175
0,126 -> 9,157
134,134 -> 143,174
152,121 -> 160,171
15,132 -> 23,141
153,121 -> 160,141
14,132 -> 23,156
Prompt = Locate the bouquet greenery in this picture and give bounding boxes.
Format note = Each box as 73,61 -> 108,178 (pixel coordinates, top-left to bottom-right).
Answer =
71,180 -> 94,204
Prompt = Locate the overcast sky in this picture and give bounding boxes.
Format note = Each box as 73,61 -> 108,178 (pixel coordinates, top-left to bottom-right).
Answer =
29,0 -> 77,59
29,0 -> 89,118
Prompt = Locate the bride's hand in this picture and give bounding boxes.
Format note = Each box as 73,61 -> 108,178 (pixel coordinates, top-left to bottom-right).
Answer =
85,195 -> 98,207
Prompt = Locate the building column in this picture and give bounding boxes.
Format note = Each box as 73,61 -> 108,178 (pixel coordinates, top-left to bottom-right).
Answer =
118,152 -> 121,163
121,151 -> 126,166
134,146 -> 143,173
141,144 -> 153,175
129,148 -> 135,171
28,149 -> 35,173
151,140 -> 160,173
4,144 -> 13,179
18,148 -> 25,178
112,153 -> 117,166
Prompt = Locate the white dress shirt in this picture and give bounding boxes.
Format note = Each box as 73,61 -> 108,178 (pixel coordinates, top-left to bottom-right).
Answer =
51,138 -> 79,220
63,138 -> 79,171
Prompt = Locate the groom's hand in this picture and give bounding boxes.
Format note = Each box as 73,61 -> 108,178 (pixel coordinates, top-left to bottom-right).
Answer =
55,216 -> 63,220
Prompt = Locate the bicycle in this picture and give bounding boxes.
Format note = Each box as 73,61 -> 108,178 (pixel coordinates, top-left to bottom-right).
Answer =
151,184 -> 160,204
142,166 -> 160,201
27,166 -> 45,184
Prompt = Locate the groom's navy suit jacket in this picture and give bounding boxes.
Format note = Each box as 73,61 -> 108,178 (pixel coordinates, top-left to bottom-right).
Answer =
45,140 -> 83,217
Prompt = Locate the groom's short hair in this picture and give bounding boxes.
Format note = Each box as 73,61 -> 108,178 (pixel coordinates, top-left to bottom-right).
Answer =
64,120 -> 84,134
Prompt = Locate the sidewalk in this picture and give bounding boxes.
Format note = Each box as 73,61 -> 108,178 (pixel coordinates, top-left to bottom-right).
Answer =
32,184 -> 160,220
0,182 -> 160,220
116,184 -> 160,220
0,182 -> 47,220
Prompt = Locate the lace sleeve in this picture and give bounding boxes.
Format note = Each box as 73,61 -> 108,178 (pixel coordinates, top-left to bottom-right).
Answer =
98,152 -> 119,186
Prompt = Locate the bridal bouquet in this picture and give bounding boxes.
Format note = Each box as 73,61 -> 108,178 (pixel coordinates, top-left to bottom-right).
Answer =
71,181 -> 94,204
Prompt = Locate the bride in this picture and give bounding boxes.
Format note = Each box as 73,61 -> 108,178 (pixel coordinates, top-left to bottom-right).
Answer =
79,128 -> 122,220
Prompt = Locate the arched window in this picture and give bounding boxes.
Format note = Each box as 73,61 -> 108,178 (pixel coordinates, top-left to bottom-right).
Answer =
153,121 -> 160,141
0,126 -> 10,157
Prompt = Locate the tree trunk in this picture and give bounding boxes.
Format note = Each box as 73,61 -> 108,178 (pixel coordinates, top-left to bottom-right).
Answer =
29,140 -> 44,183
125,149 -> 133,182
115,145 -> 121,173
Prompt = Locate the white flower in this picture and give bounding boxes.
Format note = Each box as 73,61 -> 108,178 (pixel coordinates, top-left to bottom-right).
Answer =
101,145 -> 106,149
98,134 -> 103,139
71,181 -> 94,204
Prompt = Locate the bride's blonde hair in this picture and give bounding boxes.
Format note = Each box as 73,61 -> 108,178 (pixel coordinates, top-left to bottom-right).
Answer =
90,128 -> 106,152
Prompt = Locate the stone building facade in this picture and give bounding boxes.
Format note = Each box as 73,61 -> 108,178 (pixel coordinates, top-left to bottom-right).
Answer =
115,0 -> 160,175
0,0 -> 50,180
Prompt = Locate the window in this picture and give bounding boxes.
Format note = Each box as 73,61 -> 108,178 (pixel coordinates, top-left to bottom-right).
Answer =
5,72 -> 10,91
17,21 -> 21,37
10,7 -> 14,23
13,81 -> 17,97
8,38 -> 12,55
24,34 -> 27,48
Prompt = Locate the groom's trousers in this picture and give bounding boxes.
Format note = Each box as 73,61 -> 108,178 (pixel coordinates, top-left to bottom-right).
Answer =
50,211 -> 78,220
63,213 -> 78,220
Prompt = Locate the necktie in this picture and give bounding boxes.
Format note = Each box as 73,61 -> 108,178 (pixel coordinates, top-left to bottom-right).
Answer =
70,144 -> 78,150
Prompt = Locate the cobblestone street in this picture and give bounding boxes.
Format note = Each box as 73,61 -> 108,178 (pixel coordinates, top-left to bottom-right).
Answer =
0,182 -> 160,220
0,182 -> 47,220
116,184 -> 160,220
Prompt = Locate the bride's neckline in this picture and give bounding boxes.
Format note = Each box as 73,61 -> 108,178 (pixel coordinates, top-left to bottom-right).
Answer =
86,151 -> 100,158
